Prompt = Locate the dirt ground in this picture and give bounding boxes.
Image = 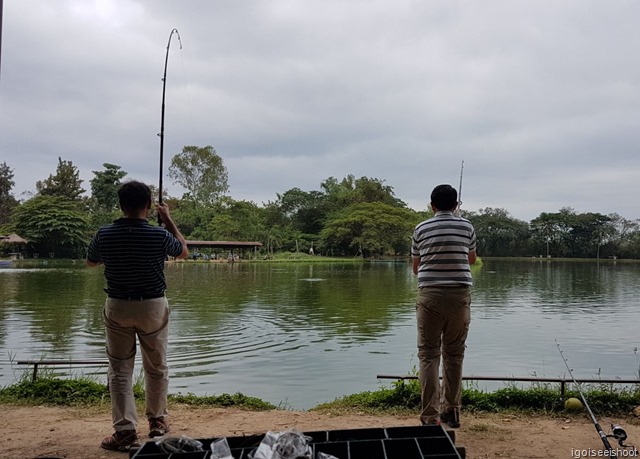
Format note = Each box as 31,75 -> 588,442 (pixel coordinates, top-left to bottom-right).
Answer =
2,404 -> 639,459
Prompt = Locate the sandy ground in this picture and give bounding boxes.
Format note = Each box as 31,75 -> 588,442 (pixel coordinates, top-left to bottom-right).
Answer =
2,404 -> 639,459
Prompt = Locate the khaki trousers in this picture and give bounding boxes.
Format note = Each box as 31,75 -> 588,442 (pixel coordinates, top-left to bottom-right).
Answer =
104,297 -> 170,431
416,286 -> 471,424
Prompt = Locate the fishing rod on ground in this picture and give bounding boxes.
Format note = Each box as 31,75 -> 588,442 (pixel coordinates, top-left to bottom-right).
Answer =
157,28 -> 182,225
555,339 -> 633,451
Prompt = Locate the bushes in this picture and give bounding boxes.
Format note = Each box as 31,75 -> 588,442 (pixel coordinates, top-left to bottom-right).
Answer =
315,380 -> 640,416
2,375 -> 639,415
0,376 -> 274,410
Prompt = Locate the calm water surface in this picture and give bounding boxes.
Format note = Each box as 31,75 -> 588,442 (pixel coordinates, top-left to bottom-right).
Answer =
0,259 -> 638,409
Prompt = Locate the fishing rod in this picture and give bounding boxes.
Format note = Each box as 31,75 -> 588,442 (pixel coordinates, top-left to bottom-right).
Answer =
158,28 -> 182,223
455,160 -> 464,217
555,340 -> 631,452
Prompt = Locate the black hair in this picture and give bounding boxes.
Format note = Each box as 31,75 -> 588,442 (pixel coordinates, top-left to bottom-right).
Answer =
118,180 -> 152,213
430,184 -> 458,211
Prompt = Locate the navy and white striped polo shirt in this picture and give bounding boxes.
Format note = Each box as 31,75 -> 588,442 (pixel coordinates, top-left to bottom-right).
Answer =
87,218 -> 184,297
411,211 -> 476,288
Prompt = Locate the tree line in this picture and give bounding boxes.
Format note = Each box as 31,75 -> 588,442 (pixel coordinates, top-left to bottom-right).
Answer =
1,147 -> 639,259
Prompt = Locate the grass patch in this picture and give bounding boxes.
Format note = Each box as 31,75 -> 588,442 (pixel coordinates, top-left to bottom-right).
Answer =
258,252 -> 364,262
313,379 -> 640,416
2,373 -> 639,416
169,392 -> 275,410
0,376 -> 112,406
312,379 -> 421,415
0,376 -> 275,410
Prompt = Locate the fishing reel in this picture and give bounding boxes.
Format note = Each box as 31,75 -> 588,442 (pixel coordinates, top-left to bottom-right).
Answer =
608,423 -> 628,447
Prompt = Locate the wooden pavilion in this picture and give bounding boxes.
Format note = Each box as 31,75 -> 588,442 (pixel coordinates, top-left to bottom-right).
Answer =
185,240 -> 263,260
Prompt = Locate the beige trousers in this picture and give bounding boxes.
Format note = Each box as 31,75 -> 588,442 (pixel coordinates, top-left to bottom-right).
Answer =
416,286 -> 471,424
104,297 -> 170,431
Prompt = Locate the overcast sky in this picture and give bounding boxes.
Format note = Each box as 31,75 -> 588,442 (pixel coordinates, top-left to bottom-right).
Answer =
1,0 -> 639,222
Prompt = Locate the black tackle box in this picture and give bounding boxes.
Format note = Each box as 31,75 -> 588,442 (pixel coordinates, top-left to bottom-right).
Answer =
130,424 -> 464,459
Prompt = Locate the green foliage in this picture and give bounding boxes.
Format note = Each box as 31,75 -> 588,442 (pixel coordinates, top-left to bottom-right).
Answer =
169,145 -> 229,207
206,198 -> 264,241
2,375 -> 640,416
320,202 -> 419,257
5,154 -> 640,259
169,392 -> 275,410
36,157 -> 85,201
0,376 -> 273,410
274,188 -> 328,235
529,208 -> 614,259
0,161 -> 18,226
266,252 -> 362,262
320,175 -> 407,210
472,386 -> 563,412
314,379 -> 421,414
0,376 -> 112,406
90,163 -> 127,213
11,195 -> 91,257
466,208 -> 530,257
315,379 -> 640,416
565,385 -> 640,414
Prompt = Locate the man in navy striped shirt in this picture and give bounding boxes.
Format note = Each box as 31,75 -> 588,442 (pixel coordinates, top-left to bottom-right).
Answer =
411,184 -> 477,428
87,180 -> 188,451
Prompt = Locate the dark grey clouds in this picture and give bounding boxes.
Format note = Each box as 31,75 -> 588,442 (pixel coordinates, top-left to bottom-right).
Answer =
1,1 -> 639,221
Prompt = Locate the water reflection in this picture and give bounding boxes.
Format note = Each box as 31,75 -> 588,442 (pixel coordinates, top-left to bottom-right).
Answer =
1,259 -> 639,408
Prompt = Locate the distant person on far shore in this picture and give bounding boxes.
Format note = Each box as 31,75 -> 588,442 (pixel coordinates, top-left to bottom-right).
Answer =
86,180 -> 188,451
411,184 -> 477,428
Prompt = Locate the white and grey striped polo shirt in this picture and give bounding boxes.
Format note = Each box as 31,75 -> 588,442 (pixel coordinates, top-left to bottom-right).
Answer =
411,211 -> 476,288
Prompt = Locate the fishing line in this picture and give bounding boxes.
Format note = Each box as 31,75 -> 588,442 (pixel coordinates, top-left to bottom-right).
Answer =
178,40 -> 197,143
555,339 -> 634,452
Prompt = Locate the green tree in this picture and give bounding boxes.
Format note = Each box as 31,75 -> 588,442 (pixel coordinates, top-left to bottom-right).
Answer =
36,157 -> 85,201
569,212 -> 611,258
607,214 -> 640,259
169,145 -> 229,207
90,163 -> 127,212
0,161 -> 18,226
467,208 -> 530,257
320,202 -> 418,257
169,198 -> 214,238
530,208 -> 576,258
11,195 -> 91,258
320,175 -> 406,213
196,198 -> 263,241
274,188 -> 328,236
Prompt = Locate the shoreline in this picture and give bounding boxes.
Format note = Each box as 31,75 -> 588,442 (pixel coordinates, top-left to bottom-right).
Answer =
2,404 -> 638,458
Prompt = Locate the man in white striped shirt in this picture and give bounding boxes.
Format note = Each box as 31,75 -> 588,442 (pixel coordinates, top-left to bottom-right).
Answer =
411,184 -> 477,428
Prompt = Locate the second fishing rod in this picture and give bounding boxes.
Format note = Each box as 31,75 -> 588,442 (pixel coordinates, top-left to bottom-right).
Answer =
556,339 -> 632,452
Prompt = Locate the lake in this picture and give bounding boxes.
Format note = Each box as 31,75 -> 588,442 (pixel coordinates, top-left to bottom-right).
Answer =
0,258 -> 638,410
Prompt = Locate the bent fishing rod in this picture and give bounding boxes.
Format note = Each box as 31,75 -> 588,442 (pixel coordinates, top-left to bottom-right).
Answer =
157,28 -> 182,224
555,340 -> 632,452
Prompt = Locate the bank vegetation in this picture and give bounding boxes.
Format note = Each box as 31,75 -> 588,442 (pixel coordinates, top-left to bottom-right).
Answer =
2,152 -> 640,260
1,374 -> 639,418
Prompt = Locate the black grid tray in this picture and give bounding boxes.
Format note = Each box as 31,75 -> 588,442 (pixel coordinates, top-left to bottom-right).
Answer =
130,424 -> 463,459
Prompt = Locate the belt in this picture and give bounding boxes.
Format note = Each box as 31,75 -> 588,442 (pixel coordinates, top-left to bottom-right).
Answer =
419,285 -> 470,289
107,293 -> 164,301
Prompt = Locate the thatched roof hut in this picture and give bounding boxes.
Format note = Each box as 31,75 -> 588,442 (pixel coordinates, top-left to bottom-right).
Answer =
0,233 -> 28,244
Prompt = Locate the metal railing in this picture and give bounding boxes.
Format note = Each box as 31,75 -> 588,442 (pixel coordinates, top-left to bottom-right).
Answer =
17,360 -> 108,382
377,374 -> 640,399
14,361 -> 640,399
